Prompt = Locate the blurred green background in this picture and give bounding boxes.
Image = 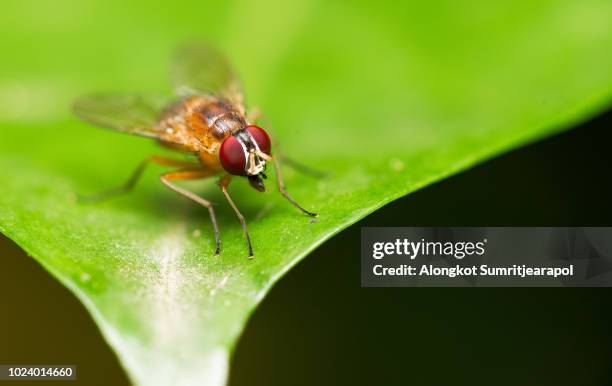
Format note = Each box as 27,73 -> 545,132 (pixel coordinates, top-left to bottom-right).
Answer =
2,110 -> 612,386
1,0 -> 612,385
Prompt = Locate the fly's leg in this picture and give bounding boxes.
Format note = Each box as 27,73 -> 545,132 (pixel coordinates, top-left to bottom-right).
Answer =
274,150 -> 328,179
272,156 -> 318,218
219,175 -> 254,258
248,107 -> 320,216
160,169 -> 221,256
80,155 -> 198,201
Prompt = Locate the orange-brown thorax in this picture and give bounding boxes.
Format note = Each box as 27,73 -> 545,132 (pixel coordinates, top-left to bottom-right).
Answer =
156,95 -> 247,172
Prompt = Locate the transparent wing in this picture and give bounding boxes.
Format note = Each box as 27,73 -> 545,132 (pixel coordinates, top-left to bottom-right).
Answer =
170,42 -> 244,105
73,94 -> 169,139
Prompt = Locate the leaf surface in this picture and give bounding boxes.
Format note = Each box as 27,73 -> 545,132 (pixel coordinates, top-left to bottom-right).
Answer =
0,1 -> 611,385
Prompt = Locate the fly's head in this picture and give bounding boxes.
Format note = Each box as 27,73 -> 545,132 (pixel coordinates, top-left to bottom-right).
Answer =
219,124 -> 272,192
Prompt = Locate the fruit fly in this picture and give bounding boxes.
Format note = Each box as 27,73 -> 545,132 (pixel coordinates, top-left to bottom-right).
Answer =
74,43 -> 317,258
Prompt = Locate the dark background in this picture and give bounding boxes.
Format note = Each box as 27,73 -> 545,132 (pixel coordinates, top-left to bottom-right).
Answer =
2,110 -> 611,386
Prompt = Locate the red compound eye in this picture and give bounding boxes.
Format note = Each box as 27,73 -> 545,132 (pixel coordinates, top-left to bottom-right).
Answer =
220,135 -> 246,175
245,125 -> 271,155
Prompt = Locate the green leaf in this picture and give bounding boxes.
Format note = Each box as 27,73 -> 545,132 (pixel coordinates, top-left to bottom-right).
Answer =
1,0 -> 611,384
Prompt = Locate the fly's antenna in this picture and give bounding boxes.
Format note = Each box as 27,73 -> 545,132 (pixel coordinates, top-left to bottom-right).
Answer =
246,151 -> 257,175
256,150 -> 272,161
246,149 -> 271,175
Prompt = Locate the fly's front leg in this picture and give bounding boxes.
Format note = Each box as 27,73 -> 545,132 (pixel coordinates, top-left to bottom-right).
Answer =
160,168 -> 221,256
248,107 -> 320,216
274,150 -> 328,179
219,175 -> 254,258
80,155 -> 198,201
272,156 -> 318,218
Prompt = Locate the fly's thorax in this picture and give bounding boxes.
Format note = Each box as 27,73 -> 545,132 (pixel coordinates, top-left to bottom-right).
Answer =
198,148 -> 224,172
210,111 -> 247,139
186,96 -> 246,141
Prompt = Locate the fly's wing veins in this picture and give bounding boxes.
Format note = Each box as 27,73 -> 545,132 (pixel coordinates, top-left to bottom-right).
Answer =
73,93 -> 180,143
